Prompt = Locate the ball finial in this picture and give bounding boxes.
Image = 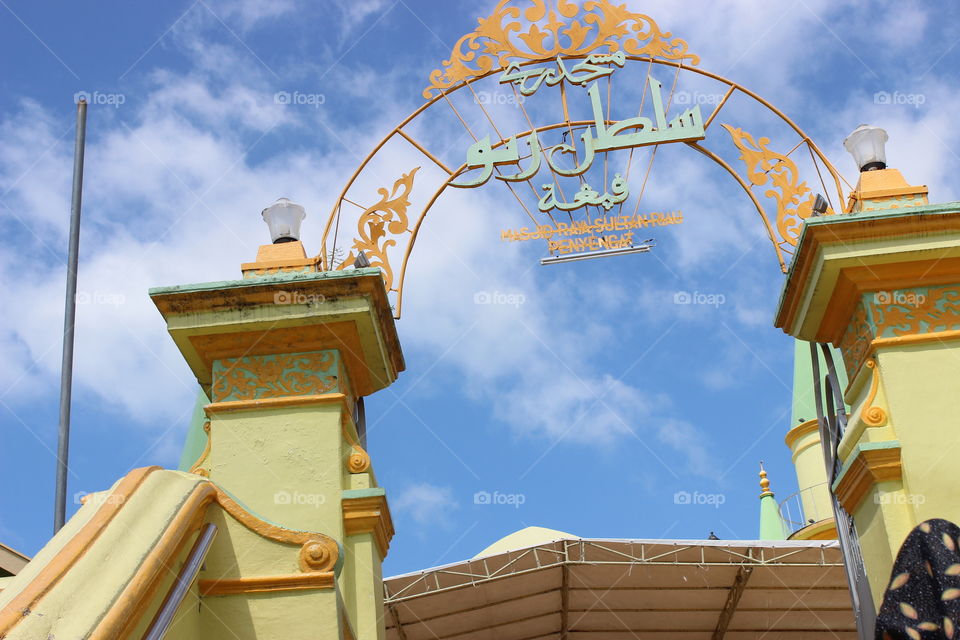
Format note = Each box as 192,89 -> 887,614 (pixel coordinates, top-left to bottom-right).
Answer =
759,461 -> 774,498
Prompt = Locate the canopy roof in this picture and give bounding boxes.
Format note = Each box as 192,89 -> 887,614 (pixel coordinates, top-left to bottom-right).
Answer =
0,543 -> 29,577
383,537 -> 855,640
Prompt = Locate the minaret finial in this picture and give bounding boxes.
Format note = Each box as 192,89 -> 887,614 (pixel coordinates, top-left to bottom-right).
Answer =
759,461 -> 774,498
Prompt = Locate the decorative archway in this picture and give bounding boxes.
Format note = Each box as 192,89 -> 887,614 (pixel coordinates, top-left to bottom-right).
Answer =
320,0 -> 849,318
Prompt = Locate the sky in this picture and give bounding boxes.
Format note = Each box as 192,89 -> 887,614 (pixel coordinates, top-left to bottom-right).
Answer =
1,0 -> 959,579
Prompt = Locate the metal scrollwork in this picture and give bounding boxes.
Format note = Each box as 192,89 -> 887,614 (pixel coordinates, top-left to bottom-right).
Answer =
722,124 -> 831,251
340,168 -> 420,294
423,0 -> 699,98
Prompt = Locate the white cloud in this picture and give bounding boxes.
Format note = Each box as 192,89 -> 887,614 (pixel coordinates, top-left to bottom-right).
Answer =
334,0 -> 394,41
392,482 -> 458,528
657,419 -> 721,480
203,0 -> 300,32
0,0 -> 951,484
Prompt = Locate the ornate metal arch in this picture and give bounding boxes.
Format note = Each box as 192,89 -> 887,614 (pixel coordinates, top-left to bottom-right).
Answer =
320,0 -> 848,318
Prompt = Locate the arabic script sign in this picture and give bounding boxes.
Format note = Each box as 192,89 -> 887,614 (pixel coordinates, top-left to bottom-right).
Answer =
451,54 -> 705,219
322,0 -> 848,316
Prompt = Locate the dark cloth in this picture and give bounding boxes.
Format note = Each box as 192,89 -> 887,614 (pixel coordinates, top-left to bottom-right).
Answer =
876,519 -> 960,640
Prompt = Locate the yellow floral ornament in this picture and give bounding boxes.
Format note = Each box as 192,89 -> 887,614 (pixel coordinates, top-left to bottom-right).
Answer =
423,0 -> 699,98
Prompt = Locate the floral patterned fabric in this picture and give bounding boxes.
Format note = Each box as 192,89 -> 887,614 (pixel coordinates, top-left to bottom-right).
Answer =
877,519 -> 960,640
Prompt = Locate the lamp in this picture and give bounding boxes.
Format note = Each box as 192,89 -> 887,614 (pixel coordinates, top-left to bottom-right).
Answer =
843,125 -> 888,172
261,198 -> 306,243
811,194 -> 829,216
353,250 -> 371,268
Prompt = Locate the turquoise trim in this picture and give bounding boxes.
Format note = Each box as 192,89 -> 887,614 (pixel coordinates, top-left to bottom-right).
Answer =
149,267 -> 383,297
855,286 -> 960,339
211,350 -> 341,401
831,440 -> 901,493
805,201 -> 960,228
215,483 -> 345,577
342,488 -> 386,499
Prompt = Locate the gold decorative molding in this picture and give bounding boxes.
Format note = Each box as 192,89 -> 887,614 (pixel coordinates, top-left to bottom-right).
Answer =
343,494 -> 395,559
189,420 -> 212,477
91,482 -> 218,639
873,328 -> 960,349
874,286 -> 960,338
339,168 -> 419,295
722,124 -> 832,253
834,446 -> 902,513
0,466 -> 162,636
788,517 -> 837,541
861,359 -> 887,427
92,479 -> 342,631
299,539 -> 337,573
199,573 -> 335,596
214,487 -> 338,574
840,286 -> 960,380
342,421 -> 371,474
839,299 -> 873,381
211,351 -> 338,403
423,0 -> 699,98
784,418 -> 820,451
195,488 -> 339,596
204,392 -> 348,416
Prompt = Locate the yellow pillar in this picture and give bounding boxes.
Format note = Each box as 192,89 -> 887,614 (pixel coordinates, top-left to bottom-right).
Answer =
151,239 -> 403,639
774,167 -> 960,604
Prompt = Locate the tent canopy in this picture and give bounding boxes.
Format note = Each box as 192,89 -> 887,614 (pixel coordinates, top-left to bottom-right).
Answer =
383,538 -> 855,640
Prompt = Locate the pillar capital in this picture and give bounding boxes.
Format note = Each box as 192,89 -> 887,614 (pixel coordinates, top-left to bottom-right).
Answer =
150,268 -> 404,397
775,202 -> 960,379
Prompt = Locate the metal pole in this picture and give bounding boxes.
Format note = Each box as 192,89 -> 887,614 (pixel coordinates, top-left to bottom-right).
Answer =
54,98 -> 87,533
142,523 -> 218,640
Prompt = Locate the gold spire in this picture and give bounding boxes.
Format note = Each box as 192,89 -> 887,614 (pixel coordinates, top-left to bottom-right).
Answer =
759,461 -> 774,498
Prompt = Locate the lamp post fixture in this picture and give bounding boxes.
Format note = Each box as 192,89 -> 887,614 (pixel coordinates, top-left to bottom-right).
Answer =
843,124 -> 888,172
261,197 -> 306,244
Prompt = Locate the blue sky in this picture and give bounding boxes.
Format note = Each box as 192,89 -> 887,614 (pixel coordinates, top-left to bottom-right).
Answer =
1,0 -> 959,578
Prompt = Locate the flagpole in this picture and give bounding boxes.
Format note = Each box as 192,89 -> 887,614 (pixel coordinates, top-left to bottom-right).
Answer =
54,98 -> 87,533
